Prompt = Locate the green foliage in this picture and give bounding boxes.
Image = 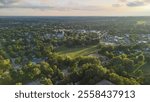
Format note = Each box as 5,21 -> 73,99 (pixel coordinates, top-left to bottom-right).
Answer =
40,61 -> 54,76
79,64 -> 107,84
0,17 -> 149,85
40,77 -> 53,85
108,73 -> 139,85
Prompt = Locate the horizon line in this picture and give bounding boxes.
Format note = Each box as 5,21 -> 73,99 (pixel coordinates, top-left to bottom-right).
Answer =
0,15 -> 150,17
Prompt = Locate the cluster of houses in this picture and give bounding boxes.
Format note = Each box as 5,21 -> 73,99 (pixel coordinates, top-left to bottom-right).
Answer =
72,29 -> 150,45
138,34 -> 150,44
101,33 -> 150,45
17,28 -> 150,46
43,30 -> 65,40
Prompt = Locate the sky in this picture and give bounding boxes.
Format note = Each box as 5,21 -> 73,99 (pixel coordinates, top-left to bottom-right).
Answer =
0,0 -> 150,16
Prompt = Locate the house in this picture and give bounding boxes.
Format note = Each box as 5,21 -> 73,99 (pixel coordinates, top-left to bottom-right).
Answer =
44,34 -> 52,39
32,58 -> 43,64
114,39 -> 118,42
125,34 -> 129,38
114,36 -> 123,40
12,39 -> 16,42
77,29 -> 86,33
32,57 -> 48,64
89,30 -> 97,33
138,41 -> 147,44
124,37 -> 130,44
56,31 -> 65,39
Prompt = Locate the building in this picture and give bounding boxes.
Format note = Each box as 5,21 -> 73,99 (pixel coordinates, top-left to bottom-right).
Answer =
56,31 -> 65,39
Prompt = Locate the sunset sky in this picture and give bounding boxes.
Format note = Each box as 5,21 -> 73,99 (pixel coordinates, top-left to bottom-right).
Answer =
0,0 -> 150,16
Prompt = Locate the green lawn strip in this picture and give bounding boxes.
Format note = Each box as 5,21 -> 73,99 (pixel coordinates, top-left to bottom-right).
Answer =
55,45 -> 98,58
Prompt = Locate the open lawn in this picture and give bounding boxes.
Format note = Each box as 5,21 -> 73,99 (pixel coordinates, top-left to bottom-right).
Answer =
55,45 -> 98,58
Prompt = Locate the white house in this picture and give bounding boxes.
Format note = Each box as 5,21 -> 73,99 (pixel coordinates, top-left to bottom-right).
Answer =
56,31 -> 65,39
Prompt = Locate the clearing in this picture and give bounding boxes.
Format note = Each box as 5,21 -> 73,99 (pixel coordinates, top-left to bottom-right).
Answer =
55,45 -> 99,58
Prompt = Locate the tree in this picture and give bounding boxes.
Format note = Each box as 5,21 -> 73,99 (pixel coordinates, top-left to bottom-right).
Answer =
0,72 -> 13,84
40,61 -> 54,76
108,73 -> 139,85
40,77 -> 53,85
69,70 -> 81,85
108,73 -> 124,85
123,58 -> 134,72
79,64 -> 107,84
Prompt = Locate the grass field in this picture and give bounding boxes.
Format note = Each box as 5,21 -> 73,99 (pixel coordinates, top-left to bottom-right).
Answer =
55,45 -> 98,58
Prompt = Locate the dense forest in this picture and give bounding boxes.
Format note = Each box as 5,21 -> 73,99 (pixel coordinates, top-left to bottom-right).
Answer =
0,17 -> 150,85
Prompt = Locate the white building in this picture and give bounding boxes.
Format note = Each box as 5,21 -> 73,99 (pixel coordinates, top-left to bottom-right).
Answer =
56,31 -> 65,39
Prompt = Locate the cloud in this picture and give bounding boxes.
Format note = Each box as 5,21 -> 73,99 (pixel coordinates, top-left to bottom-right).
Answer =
112,4 -> 122,7
127,1 -> 145,7
144,0 -> 150,3
115,0 -> 150,7
0,0 -> 19,5
118,0 -> 127,2
0,0 -> 105,11
0,5 -> 51,9
0,0 -> 51,9
54,6 -> 104,11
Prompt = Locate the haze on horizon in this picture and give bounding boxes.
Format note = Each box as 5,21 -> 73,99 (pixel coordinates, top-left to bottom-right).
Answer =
0,0 -> 150,16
